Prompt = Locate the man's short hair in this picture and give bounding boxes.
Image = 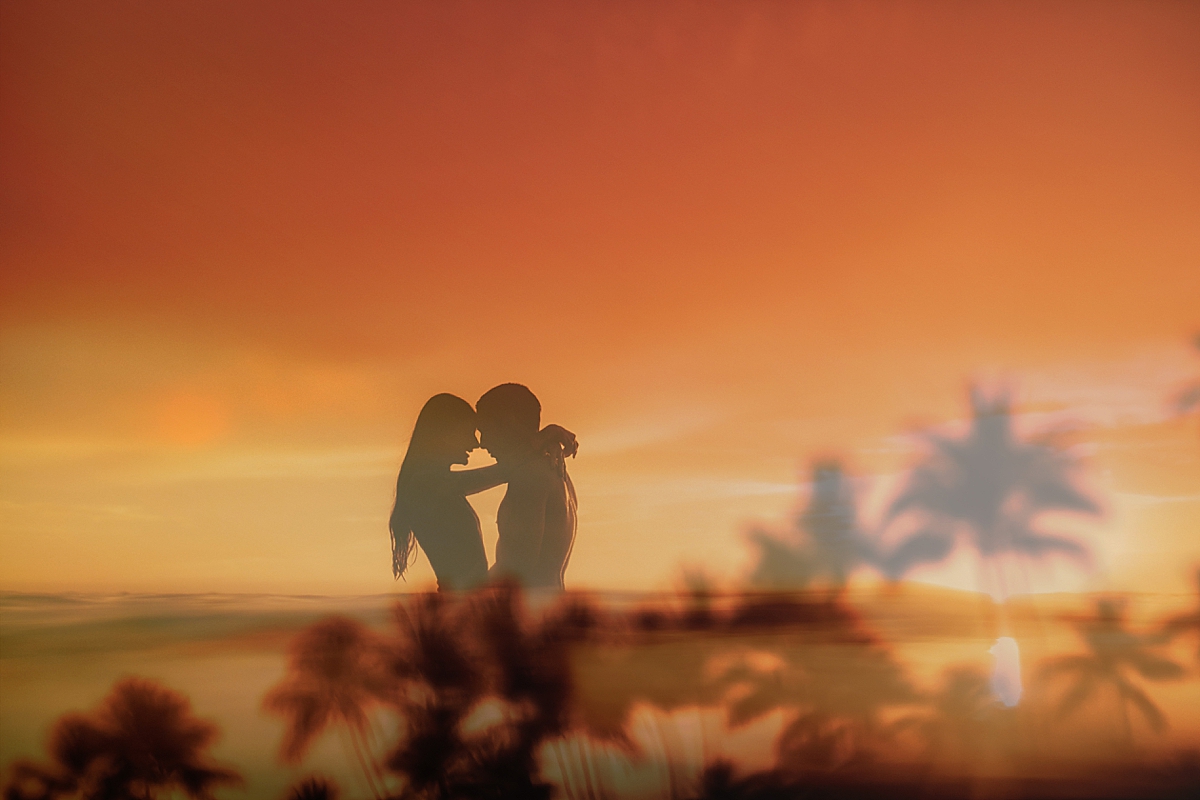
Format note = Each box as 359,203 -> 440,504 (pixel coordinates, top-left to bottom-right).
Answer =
476,383 -> 541,432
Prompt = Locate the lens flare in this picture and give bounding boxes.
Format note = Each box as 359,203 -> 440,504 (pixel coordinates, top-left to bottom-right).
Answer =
989,636 -> 1023,707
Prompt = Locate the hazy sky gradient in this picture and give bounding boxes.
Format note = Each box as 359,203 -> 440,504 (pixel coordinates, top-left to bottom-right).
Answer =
2,0 -> 1198,593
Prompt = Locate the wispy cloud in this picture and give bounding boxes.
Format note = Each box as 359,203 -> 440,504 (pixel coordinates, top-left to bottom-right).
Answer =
1018,345 -> 1199,429
583,406 -> 725,456
1114,492 -> 1200,507
132,448 -> 403,483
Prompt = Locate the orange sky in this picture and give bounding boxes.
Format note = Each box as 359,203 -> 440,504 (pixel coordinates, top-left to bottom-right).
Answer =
1,0 -> 1198,594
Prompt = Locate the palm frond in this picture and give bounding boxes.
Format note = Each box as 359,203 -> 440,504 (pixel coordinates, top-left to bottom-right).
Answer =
1054,674 -> 1096,720
1124,650 -> 1185,681
1118,680 -> 1167,732
881,529 -> 954,580
882,386 -> 1099,579
1175,384 -> 1200,415
285,777 -> 340,800
1036,654 -> 1095,679
262,692 -> 332,764
746,528 -> 814,590
1010,529 -> 1089,561
726,673 -> 789,728
1024,471 -> 1102,515
884,468 -> 949,522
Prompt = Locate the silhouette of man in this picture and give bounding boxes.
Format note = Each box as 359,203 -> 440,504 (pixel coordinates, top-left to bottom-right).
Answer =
476,384 -> 577,589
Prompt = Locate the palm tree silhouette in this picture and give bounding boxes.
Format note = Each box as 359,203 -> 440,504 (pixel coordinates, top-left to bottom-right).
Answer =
881,385 -> 1100,597
746,527 -> 814,591
386,592 -> 485,703
680,567 -> 718,630
1038,598 -> 1184,742
564,603 -> 723,799
748,460 -> 877,592
383,588 -> 600,800
1162,568 -> 1200,664
3,677 -> 241,800
382,592 -> 498,800
464,585 -> 582,799
774,642 -> 914,775
262,616 -> 391,799
685,761 -> 793,800
1173,333 -> 1200,419
713,601 -> 915,774
890,663 -> 1026,771
263,590 -> 602,800
284,776 -> 339,800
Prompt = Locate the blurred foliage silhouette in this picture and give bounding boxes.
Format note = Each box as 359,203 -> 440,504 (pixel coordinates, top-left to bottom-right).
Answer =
1038,598 -> 1185,742
715,600 -> 915,777
747,461 -> 877,592
261,585 -> 602,799
258,588 -> 911,797
284,777 -> 340,800
1162,568 -> 1200,665
262,617 -> 392,798
8,581 -> 1200,800
899,665 -> 999,752
383,586 -> 584,799
881,386 -> 1101,596
1174,334 -> 1200,418
2,677 -> 240,800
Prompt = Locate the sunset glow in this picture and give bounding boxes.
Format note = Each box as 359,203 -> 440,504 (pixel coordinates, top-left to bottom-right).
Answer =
2,2 -> 1199,797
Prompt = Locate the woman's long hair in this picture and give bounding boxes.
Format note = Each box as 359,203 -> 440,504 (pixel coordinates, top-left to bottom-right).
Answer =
390,394 -> 476,580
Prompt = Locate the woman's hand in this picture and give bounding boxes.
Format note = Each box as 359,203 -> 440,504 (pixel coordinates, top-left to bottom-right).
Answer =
537,424 -> 578,458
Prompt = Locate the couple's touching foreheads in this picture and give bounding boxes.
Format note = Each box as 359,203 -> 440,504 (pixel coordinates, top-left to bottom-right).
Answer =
389,384 -> 578,592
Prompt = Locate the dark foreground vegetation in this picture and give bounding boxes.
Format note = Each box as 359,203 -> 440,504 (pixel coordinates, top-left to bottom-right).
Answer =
5,583 -> 1200,800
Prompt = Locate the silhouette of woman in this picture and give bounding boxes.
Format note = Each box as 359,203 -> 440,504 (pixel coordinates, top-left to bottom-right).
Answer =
389,393 -> 575,592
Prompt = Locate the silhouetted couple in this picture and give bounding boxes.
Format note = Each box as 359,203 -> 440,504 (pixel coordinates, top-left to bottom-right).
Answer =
389,384 -> 578,592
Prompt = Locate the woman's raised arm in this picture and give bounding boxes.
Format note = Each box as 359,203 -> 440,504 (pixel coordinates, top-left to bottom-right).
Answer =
536,424 -> 578,458
445,462 -> 510,496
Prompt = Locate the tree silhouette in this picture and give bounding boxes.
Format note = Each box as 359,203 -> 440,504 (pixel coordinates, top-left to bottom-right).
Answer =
685,761 -> 793,800
284,777 -> 339,800
3,677 -> 240,800
262,617 -> 391,799
748,461 -> 877,592
1173,333 -> 1200,418
1162,568 -> 1200,665
381,588 -> 602,800
261,590 -> 607,800
881,386 -> 1100,597
714,599 -> 916,775
888,663 -> 1027,773
1038,598 -> 1184,742
680,567 -> 718,630
382,593 -> 495,800
745,527 -> 814,591
564,608 -> 722,800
